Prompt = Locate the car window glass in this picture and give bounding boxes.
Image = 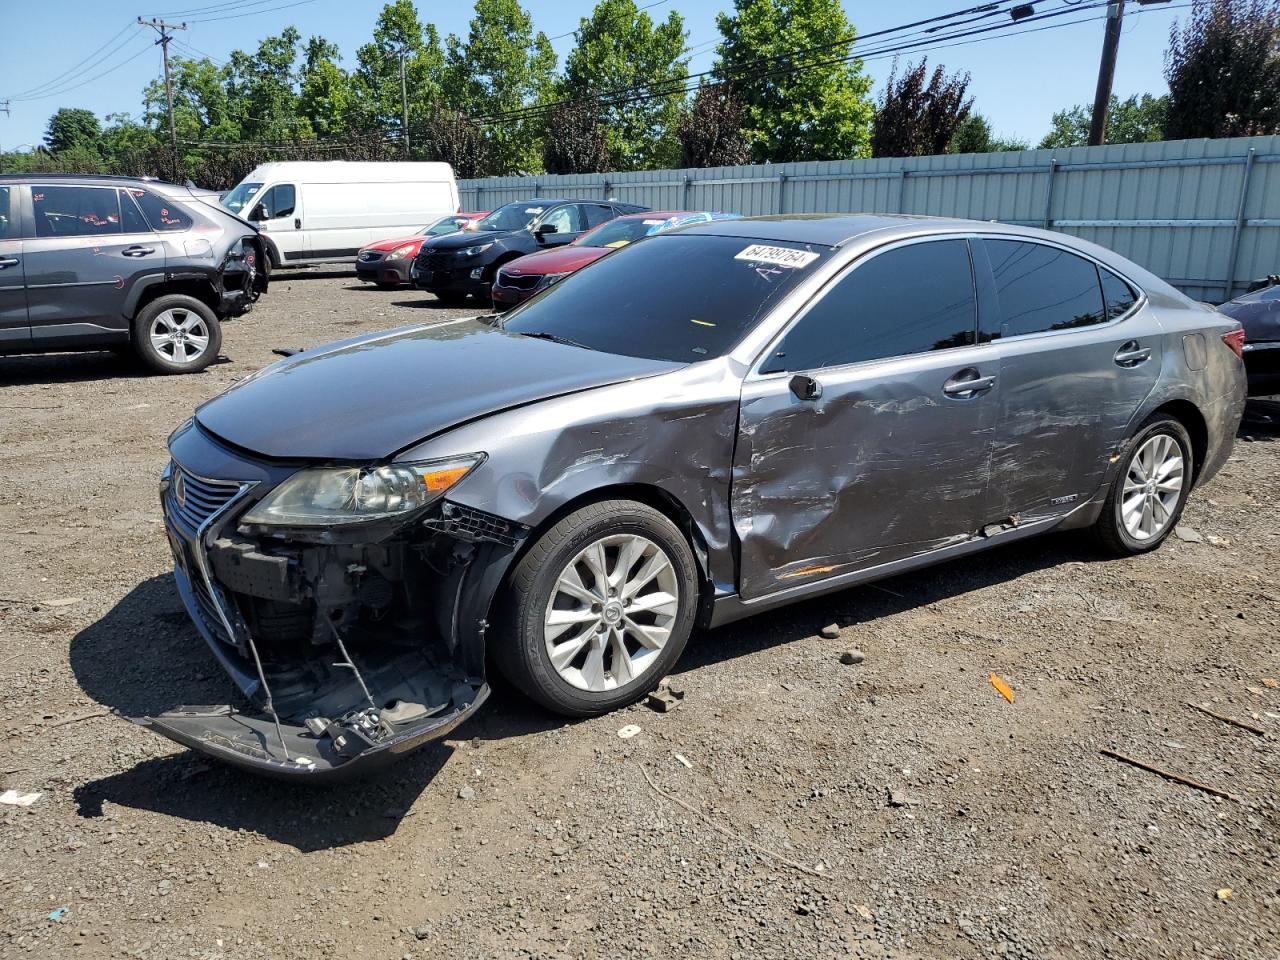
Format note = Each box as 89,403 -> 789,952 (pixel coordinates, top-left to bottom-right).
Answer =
477,202 -> 543,232
263,184 -> 295,220
32,185 -> 122,238
0,186 -> 11,239
502,234 -> 830,363
540,205 -> 577,234
129,189 -> 192,232
984,239 -> 1106,338
425,216 -> 466,236
1099,267 -> 1138,319
221,181 -> 262,215
761,239 -> 977,374
118,189 -> 151,233
582,204 -> 615,228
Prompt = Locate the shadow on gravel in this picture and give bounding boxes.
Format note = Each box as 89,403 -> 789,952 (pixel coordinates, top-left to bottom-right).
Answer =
390,297 -> 483,310
69,574 -> 561,850
0,351 -> 230,387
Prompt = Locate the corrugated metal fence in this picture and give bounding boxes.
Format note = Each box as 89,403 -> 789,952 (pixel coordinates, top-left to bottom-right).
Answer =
460,136 -> 1280,303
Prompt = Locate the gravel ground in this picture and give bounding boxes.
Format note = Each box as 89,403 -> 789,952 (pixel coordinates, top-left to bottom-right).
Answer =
1,270 -> 1278,960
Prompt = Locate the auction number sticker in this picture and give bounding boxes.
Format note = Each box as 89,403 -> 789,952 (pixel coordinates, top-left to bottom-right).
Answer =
734,244 -> 819,269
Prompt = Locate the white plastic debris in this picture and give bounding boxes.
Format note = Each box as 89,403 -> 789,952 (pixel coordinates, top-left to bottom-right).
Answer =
673,753 -> 693,769
0,789 -> 41,806
617,724 -> 642,740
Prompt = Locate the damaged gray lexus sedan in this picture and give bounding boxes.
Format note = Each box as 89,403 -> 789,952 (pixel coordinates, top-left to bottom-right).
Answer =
138,214 -> 1246,778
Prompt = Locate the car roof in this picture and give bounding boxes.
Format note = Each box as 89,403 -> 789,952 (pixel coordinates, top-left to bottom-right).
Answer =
674,213 -> 959,246
0,172 -> 180,186
610,210 -> 694,221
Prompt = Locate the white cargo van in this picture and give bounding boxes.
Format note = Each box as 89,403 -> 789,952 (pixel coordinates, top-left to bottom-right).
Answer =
219,161 -> 459,267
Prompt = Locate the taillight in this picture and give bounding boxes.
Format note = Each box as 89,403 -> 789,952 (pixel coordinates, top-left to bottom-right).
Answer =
1222,327 -> 1245,360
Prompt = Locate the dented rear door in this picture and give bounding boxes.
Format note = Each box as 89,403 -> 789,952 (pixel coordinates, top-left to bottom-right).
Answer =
731,237 -> 998,600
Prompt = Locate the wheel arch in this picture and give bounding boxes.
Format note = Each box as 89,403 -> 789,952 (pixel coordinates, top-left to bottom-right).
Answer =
1151,398 -> 1208,484
128,277 -> 221,325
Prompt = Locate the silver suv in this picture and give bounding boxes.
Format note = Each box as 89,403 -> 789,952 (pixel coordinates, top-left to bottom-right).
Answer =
0,174 -> 269,374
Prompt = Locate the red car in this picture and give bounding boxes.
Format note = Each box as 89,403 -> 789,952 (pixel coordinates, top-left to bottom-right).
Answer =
357,212 -> 488,287
491,210 -> 740,309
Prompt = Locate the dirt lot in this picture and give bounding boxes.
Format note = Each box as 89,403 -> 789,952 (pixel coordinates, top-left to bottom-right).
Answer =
1,270 -> 1277,960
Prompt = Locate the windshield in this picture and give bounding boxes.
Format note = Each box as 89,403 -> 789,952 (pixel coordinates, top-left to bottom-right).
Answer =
501,234 -> 831,363
421,215 -> 469,237
576,217 -> 673,249
476,201 -> 546,232
222,181 -> 263,214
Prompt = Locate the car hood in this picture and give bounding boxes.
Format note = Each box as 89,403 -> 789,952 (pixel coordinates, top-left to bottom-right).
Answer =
503,246 -> 609,276
426,228 -> 515,251
364,235 -> 425,254
195,319 -> 680,460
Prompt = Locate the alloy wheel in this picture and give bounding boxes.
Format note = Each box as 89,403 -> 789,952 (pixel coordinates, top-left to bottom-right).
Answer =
543,533 -> 679,692
149,307 -> 211,364
1121,433 -> 1184,541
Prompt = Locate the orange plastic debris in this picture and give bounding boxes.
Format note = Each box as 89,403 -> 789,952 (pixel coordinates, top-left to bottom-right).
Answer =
1262,678 -> 1278,689
990,673 -> 1015,704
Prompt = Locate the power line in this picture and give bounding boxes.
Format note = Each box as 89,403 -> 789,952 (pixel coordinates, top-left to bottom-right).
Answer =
184,0 -> 319,24
8,41 -> 155,104
544,0 -> 670,43
5,24 -> 144,101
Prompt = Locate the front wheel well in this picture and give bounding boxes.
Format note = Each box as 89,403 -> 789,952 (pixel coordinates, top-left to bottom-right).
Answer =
1151,399 -> 1208,484
511,485 -> 715,614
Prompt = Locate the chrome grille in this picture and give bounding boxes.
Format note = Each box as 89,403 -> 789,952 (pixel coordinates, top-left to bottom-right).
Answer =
168,464 -> 245,533
423,252 -> 452,270
497,271 -> 539,291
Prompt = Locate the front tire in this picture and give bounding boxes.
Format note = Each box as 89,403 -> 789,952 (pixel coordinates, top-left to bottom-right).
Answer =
1093,413 -> 1193,555
132,295 -> 221,374
434,291 -> 468,305
495,500 -> 699,717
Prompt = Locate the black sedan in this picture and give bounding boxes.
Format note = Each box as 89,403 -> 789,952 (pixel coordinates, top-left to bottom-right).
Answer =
410,198 -> 647,303
1217,276 -> 1280,395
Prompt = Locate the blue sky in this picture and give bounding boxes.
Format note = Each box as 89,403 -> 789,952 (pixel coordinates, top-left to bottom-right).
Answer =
0,0 -> 1188,152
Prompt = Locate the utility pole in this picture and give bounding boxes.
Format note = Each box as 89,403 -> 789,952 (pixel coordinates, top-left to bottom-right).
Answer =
0,101 -> 9,155
138,17 -> 187,178
1088,0 -> 1125,146
394,46 -> 410,158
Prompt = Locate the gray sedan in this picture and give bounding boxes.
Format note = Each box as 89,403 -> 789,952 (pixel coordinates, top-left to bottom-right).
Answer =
139,214 -> 1246,778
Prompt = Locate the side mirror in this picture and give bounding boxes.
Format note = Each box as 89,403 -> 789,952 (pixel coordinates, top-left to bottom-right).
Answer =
535,223 -> 558,236
789,374 -> 823,402
249,203 -> 266,222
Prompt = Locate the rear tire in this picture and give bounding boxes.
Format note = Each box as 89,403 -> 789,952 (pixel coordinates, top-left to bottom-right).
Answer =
132,295 -> 222,375
494,499 -> 699,717
1092,413 -> 1194,555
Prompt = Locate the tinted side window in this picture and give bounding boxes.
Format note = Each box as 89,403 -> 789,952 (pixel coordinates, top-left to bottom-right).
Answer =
0,186 -> 11,239
32,185 -> 122,238
984,239 -> 1106,338
1100,267 -> 1138,319
762,239 -> 977,374
541,205 -> 578,233
583,204 -> 615,228
119,189 -> 151,233
130,189 -> 192,232
258,184 -> 295,220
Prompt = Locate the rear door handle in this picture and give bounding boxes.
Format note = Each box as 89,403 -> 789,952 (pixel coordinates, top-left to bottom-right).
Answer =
0,257 -> 18,269
122,246 -> 156,257
943,369 -> 996,398
1114,341 -> 1151,367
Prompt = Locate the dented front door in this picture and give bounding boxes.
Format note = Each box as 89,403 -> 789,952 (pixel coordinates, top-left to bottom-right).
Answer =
730,236 -> 998,601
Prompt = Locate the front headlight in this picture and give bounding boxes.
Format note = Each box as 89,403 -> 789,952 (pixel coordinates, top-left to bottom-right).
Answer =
388,243 -> 416,259
460,242 -> 493,257
537,272 -> 568,289
240,454 -> 485,527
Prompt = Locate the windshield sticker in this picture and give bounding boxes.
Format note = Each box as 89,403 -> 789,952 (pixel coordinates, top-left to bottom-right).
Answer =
734,244 -> 820,269
642,219 -> 665,225
524,207 -> 544,214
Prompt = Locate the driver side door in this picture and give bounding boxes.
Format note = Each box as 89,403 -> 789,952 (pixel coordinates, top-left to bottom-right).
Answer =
253,183 -> 305,263
533,204 -> 582,247
731,237 -> 1000,600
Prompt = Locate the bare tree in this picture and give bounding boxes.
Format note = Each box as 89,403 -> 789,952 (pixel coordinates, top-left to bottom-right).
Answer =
871,58 -> 973,158
542,99 -> 608,175
677,83 -> 751,168
1164,0 -> 1280,139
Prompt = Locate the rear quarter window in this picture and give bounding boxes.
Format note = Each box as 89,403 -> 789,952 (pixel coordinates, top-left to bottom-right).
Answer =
983,239 -> 1106,339
130,189 -> 193,232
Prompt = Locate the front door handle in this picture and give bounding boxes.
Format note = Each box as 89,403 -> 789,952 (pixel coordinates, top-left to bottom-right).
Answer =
294,217 -> 301,229
0,257 -> 18,269
122,246 -> 155,257
943,368 -> 996,398
1114,340 -> 1151,367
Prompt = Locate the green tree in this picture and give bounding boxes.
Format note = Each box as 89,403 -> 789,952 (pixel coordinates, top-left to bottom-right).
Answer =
144,55 -> 241,144
561,0 -> 688,170
1164,0 -> 1280,139
713,0 -> 874,163
299,37 -> 356,138
871,59 -> 972,158
419,107 -> 490,178
223,27 -> 313,140
947,115 -> 1029,154
542,99 -> 609,174
1038,94 -> 1167,148
44,108 -> 100,154
443,0 -> 557,173
677,83 -> 751,168
352,1 -> 446,140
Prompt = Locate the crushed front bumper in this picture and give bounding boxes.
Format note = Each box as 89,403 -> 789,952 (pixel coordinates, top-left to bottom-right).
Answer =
131,426 -> 521,781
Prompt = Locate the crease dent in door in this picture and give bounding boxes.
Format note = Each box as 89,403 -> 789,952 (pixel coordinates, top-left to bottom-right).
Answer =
731,376 -> 994,595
